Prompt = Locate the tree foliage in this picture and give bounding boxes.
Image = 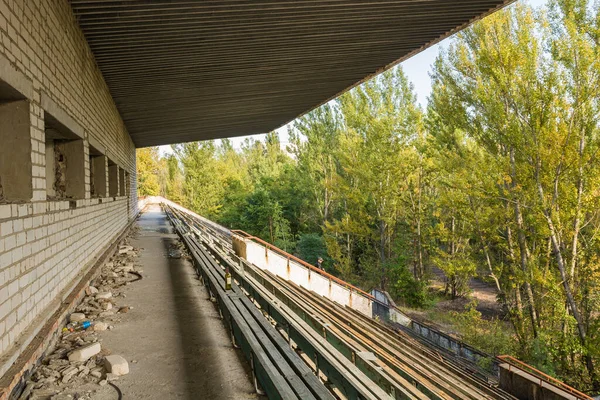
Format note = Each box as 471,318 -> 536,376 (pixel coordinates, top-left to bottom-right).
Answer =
135,1 -> 600,391
136,147 -> 161,196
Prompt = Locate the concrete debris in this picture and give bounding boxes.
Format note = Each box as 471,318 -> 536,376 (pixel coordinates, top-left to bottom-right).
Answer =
49,359 -> 69,367
50,394 -> 72,400
68,343 -> 101,362
118,245 -> 134,254
90,370 -> 102,379
17,235 -> 142,399
68,313 -> 85,323
85,286 -> 98,295
61,366 -> 78,383
168,249 -> 182,259
48,348 -> 68,360
78,366 -> 90,378
104,355 -> 129,376
116,263 -> 134,273
18,382 -> 34,400
105,373 -> 119,381
168,242 -> 188,259
93,322 -> 108,331
98,310 -> 115,318
29,389 -> 58,400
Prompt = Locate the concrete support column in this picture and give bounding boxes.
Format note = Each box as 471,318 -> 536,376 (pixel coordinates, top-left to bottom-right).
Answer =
45,140 -> 55,198
0,100 -> 33,202
84,141 -> 91,199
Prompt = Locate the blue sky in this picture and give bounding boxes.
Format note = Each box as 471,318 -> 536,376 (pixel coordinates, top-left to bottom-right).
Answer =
403,0 -> 546,107
160,0 -> 547,153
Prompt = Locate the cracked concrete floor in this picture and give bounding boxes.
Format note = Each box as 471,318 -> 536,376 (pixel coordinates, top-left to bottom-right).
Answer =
91,205 -> 259,400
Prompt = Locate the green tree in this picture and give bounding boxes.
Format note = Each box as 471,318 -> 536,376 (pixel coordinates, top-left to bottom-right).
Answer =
290,105 -> 340,229
428,1 -> 600,388
173,141 -> 224,219
163,154 -> 185,203
326,67 -> 424,289
136,147 -> 161,196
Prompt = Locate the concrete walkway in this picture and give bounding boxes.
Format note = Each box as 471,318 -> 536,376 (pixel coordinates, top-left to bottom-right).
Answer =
93,204 -> 258,399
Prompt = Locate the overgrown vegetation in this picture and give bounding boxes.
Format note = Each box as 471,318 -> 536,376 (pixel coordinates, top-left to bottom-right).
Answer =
425,303 -> 518,358
137,1 -> 600,392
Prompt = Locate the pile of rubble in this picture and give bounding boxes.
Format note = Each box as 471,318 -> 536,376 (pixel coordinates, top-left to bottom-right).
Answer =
19,238 -> 143,400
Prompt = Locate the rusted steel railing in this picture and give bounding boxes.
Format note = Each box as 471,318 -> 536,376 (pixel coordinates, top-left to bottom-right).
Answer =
497,355 -> 593,400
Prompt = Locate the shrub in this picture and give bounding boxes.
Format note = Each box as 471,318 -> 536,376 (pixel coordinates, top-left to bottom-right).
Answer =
296,233 -> 329,267
391,263 -> 430,308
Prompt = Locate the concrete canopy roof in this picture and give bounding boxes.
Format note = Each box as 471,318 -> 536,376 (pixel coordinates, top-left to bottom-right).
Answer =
70,1 -> 512,148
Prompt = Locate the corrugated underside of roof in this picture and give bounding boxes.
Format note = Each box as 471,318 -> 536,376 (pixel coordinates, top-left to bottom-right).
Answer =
69,0 -> 512,147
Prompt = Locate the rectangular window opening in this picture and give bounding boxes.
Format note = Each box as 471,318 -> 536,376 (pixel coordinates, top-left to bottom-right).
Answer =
118,167 -> 126,197
108,159 -> 118,197
44,112 -> 84,200
89,145 -> 107,198
0,81 -> 32,203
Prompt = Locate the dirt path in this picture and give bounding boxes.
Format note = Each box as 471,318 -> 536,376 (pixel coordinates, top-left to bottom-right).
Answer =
429,267 -> 504,320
